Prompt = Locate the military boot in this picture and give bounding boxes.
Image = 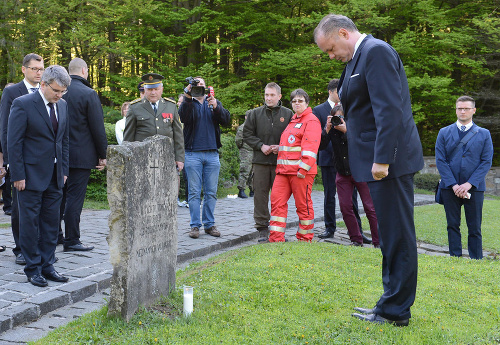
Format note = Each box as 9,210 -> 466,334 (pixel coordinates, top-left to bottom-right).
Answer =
257,227 -> 270,244
238,187 -> 248,198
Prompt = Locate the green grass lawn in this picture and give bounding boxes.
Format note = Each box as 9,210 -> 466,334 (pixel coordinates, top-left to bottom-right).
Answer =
32,197 -> 500,344
35,243 -> 500,344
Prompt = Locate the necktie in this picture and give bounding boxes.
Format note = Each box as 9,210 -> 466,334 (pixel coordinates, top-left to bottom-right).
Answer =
152,103 -> 157,115
460,125 -> 466,132
48,103 -> 58,134
30,87 -> 38,93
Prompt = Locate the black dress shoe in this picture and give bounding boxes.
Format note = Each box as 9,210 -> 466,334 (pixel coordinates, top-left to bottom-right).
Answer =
352,313 -> 409,327
28,274 -> 48,287
4,209 -> 12,215
354,307 -> 375,314
43,271 -> 69,283
361,233 -> 372,244
350,241 -> 363,247
15,253 -> 26,265
64,243 -> 94,252
318,230 -> 335,239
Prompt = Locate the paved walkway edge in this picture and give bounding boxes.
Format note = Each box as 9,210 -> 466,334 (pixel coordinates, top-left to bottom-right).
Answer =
0,270 -> 112,334
0,195 -> 437,336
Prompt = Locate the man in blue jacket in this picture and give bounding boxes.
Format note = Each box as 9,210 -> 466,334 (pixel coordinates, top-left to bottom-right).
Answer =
435,96 -> 493,260
179,77 -> 231,239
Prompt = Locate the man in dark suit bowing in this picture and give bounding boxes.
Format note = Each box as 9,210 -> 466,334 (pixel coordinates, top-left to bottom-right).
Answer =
315,14 -> 424,326
59,58 -> 108,252
0,53 -> 44,265
8,65 -> 71,287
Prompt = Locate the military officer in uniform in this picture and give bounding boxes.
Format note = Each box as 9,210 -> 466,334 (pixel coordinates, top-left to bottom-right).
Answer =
123,73 -> 184,171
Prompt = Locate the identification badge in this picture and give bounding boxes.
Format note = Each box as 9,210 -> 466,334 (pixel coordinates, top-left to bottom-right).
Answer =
294,123 -> 303,129
288,135 -> 296,144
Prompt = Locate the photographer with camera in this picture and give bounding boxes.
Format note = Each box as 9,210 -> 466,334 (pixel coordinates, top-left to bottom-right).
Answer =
179,77 -> 231,239
321,104 -> 379,247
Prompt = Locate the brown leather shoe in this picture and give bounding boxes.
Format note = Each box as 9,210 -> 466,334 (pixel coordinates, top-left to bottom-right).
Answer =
189,227 -> 200,239
205,226 -> 220,237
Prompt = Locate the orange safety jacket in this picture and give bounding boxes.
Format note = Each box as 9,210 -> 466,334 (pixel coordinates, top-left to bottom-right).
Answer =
275,107 -> 322,176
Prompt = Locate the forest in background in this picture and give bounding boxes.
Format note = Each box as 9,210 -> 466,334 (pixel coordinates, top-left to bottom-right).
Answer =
0,0 -> 498,156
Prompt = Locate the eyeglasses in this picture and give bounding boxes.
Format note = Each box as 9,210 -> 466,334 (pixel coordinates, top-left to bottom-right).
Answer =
46,83 -> 68,95
25,66 -> 45,73
456,108 -> 473,111
291,99 -> 305,104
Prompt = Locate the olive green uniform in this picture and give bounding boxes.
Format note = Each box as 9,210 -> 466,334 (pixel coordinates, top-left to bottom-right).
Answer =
123,97 -> 184,162
235,122 -> 253,190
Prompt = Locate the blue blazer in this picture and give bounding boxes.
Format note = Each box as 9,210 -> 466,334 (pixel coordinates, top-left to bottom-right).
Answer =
338,35 -> 423,182
435,123 -> 493,191
0,81 -> 28,163
312,101 -> 334,167
7,91 -> 69,191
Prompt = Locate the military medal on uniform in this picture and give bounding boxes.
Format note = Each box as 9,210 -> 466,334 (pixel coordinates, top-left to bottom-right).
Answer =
162,113 -> 172,123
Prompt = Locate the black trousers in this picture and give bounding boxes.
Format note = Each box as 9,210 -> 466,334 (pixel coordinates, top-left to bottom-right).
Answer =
442,188 -> 484,259
60,168 -> 91,246
19,165 -> 62,277
367,174 -> 417,321
320,166 -> 362,233
4,166 -> 21,256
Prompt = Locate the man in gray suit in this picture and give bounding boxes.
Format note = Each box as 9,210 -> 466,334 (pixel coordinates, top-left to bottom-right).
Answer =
8,65 -> 71,287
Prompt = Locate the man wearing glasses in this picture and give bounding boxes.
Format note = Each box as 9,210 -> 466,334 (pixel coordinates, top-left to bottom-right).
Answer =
435,95 -> 493,259
0,53 -> 44,266
8,65 -> 71,287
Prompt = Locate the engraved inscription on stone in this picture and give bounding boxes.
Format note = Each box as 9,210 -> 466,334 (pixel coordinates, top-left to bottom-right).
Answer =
107,135 -> 178,321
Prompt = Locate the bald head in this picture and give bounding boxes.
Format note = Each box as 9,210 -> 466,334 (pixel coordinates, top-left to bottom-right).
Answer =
68,58 -> 88,79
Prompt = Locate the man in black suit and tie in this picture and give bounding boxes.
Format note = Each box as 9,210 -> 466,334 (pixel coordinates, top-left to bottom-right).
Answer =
313,79 -> 365,241
59,58 -> 107,252
0,53 -> 44,265
315,14 -> 424,326
8,65 -> 71,287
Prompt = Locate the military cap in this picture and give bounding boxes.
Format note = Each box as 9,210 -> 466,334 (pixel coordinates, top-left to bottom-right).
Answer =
142,73 -> 164,89
137,81 -> 145,92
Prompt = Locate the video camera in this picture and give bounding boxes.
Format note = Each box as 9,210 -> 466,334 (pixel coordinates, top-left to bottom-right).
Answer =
185,77 -> 206,98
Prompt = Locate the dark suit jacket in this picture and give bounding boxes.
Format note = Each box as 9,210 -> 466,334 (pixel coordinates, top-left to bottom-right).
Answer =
339,35 -> 423,182
312,101 -> 335,167
435,123 -> 493,191
0,81 -> 29,164
62,75 -> 107,169
7,92 -> 69,191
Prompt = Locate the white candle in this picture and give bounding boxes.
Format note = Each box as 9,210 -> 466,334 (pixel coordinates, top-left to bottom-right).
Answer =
183,286 -> 193,316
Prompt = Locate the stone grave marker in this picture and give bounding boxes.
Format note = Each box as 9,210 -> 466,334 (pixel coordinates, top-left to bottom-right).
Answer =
106,135 -> 178,321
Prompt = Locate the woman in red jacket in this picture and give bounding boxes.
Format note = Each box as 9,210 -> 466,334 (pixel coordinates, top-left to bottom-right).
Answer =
269,89 -> 322,242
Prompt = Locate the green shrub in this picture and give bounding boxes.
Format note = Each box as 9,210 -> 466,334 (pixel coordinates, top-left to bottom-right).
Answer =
414,173 -> 441,191
218,132 -> 240,189
103,105 -> 122,124
85,122 -> 117,202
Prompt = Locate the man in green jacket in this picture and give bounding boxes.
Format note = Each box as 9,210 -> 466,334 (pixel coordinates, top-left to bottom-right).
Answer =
243,83 -> 293,242
124,73 -> 184,171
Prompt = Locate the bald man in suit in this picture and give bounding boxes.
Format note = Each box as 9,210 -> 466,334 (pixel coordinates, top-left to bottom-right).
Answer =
315,14 -> 424,326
